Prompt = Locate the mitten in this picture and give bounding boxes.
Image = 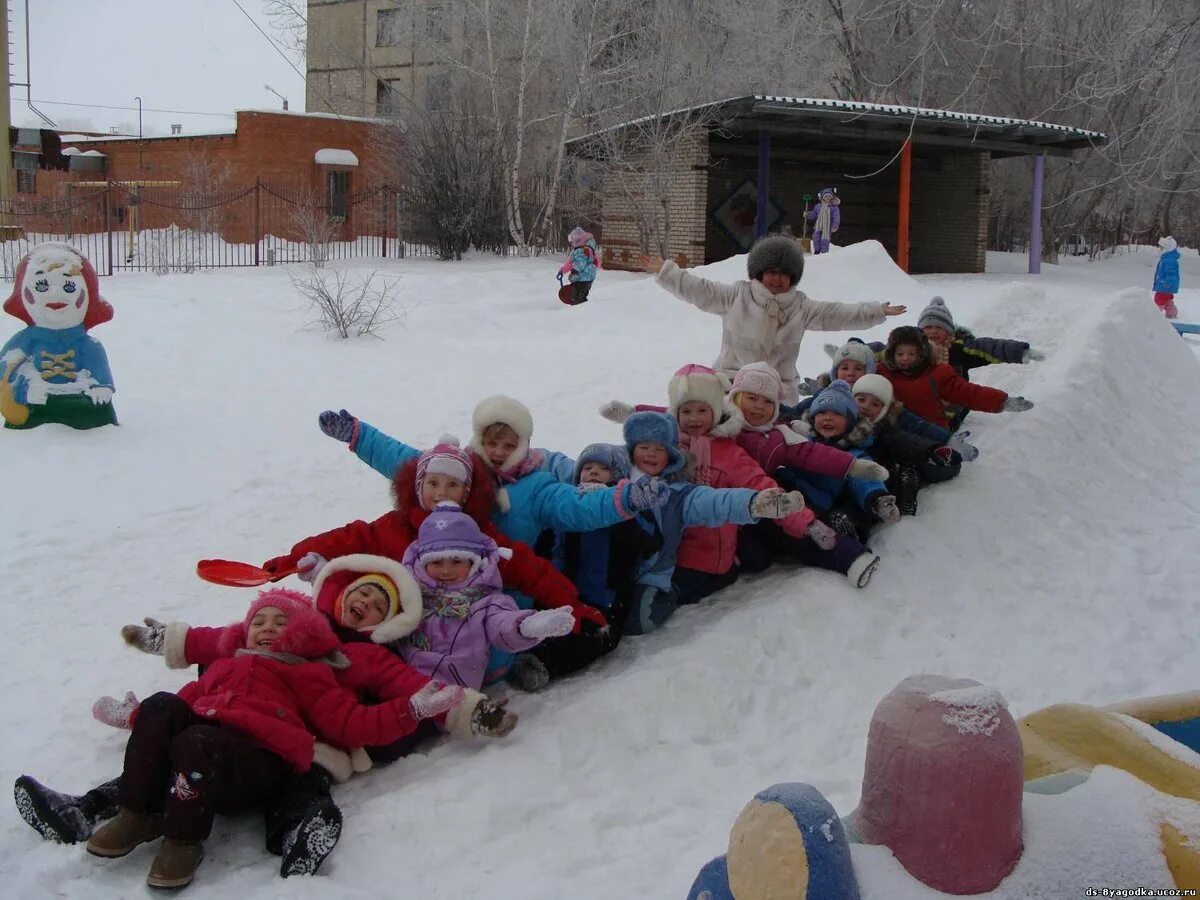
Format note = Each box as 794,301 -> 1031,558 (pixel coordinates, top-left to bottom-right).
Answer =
296,551 -> 328,584
85,386 -> 114,405
623,476 -> 670,512
945,429 -> 980,462
572,603 -> 608,630
1023,348 -> 1045,362
848,458 -> 889,481
471,698 -> 519,737
929,446 -> 963,467
576,481 -> 608,494
92,692 -> 138,730
749,488 -> 806,519
121,617 -> 166,655
518,607 -> 576,640
558,261 -> 572,276
873,494 -> 901,524
806,519 -> 838,550
408,682 -> 466,720
788,419 -> 814,438
1002,396 -> 1034,412
599,400 -> 635,423
797,377 -> 822,397
318,408 -> 359,444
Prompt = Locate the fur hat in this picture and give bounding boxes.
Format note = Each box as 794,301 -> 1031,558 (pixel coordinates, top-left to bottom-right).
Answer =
884,326 -> 933,373
667,363 -> 743,438
747,234 -> 804,286
415,435 -> 473,509
1159,236 -> 1178,252
312,554 -> 423,645
851,373 -> 894,418
573,443 -> 630,485
470,395 -> 533,473
623,411 -> 686,476
829,338 -> 877,380
809,379 -> 859,426
917,296 -> 955,334
409,502 -> 511,579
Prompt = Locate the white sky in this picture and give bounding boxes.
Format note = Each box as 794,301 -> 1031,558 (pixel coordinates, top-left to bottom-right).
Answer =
8,0 -> 305,136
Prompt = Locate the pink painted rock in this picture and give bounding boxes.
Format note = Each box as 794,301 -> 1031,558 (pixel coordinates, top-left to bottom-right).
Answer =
848,675 -> 1024,894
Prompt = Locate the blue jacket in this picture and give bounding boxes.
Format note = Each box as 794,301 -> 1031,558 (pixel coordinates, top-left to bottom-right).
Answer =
1155,249 -> 1181,294
782,437 -> 886,514
352,424 -> 632,547
552,518 -> 659,611
787,391 -> 948,443
1,324 -> 114,403
567,239 -> 599,283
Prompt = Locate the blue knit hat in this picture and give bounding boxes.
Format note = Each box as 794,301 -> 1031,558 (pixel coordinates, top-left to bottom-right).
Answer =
623,412 -> 685,476
829,338 -> 876,380
809,379 -> 859,425
572,443 -> 630,485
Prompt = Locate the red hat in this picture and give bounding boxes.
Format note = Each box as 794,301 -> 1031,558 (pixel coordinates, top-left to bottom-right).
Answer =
2,243 -> 112,330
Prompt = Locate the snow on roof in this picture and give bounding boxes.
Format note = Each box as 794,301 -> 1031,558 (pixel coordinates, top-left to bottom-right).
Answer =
239,108 -> 389,125
315,148 -> 359,166
80,149 -> 106,157
58,133 -> 98,142
60,147 -> 81,156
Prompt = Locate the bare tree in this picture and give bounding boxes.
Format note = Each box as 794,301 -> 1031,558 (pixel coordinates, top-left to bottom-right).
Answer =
291,267 -> 407,338
289,190 -> 340,267
262,0 -> 307,61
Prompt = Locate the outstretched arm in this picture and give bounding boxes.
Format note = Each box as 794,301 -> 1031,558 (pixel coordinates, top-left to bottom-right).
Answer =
641,255 -> 739,315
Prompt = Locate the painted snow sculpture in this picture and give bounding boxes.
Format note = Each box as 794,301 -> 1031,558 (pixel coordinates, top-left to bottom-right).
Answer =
690,675 -> 1200,898
0,243 -> 116,429
805,187 -> 840,254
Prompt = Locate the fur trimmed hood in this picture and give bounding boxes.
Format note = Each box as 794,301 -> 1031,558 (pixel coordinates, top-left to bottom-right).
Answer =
217,606 -> 345,663
311,554 -> 424,645
469,395 -> 534,473
392,454 -> 497,530
883,326 -> 934,373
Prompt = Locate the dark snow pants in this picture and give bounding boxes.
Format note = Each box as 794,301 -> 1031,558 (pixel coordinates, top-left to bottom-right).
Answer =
736,520 -> 869,576
119,692 -> 291,842
262,766 -> 337,856
671,566 -> 740,606
532,591 -> 630,678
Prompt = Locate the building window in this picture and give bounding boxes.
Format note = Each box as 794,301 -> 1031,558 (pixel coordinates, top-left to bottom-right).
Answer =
376,78 -> 405,117
425,73 -> 451,113
425,5 -> 450,42
376,8 -> 403,46
16,169 -> 36,194
327,171 -> 350,219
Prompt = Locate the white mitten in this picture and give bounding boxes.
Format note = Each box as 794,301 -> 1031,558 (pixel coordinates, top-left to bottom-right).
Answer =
518,607 -> 575,639
86,386 -> 114,405
849,458 -> 889,482
873,494 -> 901,524
599,400 -> 635,423
296,551 -> 328,584
749,488 -> 806,519
408,682 -> 466,720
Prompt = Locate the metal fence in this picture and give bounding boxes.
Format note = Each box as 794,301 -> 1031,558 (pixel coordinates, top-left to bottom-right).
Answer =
0,179 -> 549,278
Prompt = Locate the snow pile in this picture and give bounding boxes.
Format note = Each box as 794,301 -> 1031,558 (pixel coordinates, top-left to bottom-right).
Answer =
0,245 -> 1198,897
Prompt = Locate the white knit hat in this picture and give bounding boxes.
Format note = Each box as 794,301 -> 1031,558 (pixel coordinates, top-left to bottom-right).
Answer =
851,374 -> 894,419
729,362 -> 783,426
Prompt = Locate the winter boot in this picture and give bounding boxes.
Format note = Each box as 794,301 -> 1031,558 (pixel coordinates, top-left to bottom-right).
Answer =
825,509 -> 859,540
280,799 -> 343,877
85,807 -> 160,858
1165,301 -> 1179,320
147,839 -> 204,889
896,467 -> 921,516
508,653 -> 551,692
848,553 -> 881,589
14,776 -> 100,844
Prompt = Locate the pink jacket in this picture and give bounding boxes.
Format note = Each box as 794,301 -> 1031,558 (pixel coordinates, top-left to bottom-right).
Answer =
734,424 -> 857,479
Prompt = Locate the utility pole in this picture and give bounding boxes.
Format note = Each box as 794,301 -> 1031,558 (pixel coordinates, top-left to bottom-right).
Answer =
1,0 -> 13,217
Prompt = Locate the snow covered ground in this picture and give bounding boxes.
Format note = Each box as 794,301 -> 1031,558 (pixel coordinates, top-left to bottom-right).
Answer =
1,242 -> 1198,897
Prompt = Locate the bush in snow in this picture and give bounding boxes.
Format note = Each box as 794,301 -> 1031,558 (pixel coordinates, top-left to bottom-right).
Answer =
141,226 -> 200,275
291,266 -> 405,339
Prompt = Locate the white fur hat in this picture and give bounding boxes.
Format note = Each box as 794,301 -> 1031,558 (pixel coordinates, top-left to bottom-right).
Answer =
311,554 -> 424,645
469,395 -> 533,473
668,364 -> 729,416
851,373 -> 894,412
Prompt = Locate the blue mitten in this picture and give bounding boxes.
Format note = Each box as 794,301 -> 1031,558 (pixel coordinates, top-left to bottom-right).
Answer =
318,408 -> 358,444
623,477 -> 670,511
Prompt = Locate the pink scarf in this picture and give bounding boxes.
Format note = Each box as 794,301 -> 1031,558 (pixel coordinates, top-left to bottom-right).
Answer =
678,433 -> 712,486
489,449 -> 544,512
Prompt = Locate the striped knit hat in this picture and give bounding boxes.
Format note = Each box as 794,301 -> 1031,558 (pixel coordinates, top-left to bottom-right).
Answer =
415,436 -> 473,510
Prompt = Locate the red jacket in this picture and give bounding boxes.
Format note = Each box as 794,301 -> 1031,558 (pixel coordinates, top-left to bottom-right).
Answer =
163,611 -> 421,772
262,457 -> 601,631
877,362 -> 1006,428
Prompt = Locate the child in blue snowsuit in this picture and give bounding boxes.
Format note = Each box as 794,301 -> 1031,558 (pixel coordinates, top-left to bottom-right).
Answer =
779,381 -> 901,544
1153,236 -> 1181,319
558,227 -> 599,305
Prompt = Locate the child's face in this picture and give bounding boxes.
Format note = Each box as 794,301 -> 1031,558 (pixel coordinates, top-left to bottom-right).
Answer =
855,394 -> 885,422
247,606 -> 289,650
422,473 -> 468,508
735,391 -> 775,427
758,269 -> 793,294
893,344 -> 922,370
341,583 -> 390,629
632,442 -> 669,476
578,462 -> 613,485
922,325 -> 951,345
482,424 -> 520,468
812,411 -> 849,439
677,400 -> 715,437
425,556 -> 473,583
835,359 -> 867,385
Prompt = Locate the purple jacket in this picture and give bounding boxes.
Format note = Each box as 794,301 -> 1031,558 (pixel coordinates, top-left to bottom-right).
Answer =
396,546 -> 539,690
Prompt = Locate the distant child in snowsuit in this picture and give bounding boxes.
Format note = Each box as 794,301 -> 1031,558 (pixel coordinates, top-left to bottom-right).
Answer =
1153,236 -> 1181,319
724,361 -> 883,587
850,374 -> 974,516
877,326 -> 1034,431
784,380 -> 900,543
397,503 -> 577,691
806,187 -> 840,254
559,226 -> 599,305
39,589 -> 454,890
639,234 -> 906,403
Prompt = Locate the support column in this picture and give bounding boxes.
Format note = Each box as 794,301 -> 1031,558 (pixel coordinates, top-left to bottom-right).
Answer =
755,130 -> 771,239
1029,154 -> 1045,275
897,139 -> 912,272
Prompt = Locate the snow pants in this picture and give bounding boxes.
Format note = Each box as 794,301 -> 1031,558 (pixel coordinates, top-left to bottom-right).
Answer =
736,520 -> 868,576
531,618 -> 624,679
262,766 -> 337,856
1154,291 -> 1179,318
570,280 -> 593,304
672,565 -> 740,605
119,692 -> 291,842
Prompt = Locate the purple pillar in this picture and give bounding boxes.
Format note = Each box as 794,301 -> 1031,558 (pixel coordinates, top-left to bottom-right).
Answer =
1029,154 -> 1044,275
755,130 -> 771,239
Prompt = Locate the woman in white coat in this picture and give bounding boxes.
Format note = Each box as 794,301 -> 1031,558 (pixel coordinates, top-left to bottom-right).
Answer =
639,236 -> 906,405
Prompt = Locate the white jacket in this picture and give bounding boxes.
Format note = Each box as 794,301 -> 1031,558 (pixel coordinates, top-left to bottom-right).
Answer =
655,261 -> 887,404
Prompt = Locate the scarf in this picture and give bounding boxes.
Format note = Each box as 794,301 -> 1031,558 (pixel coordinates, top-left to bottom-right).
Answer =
814,199 -> 834,238
421,583 -> 493,621
678,432 -> 714,486
489,448 -> 545,512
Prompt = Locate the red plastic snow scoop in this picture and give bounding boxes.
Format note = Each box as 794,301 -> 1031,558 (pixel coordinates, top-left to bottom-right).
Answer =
196,559 -> 299,587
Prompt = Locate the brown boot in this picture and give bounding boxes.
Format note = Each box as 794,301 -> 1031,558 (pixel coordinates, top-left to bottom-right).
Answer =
147,839 -> 204,889
85,807 -> 160,858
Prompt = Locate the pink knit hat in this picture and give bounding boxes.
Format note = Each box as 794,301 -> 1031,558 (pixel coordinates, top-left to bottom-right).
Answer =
729,362 -> 784,425
415,435 -> 473,510
244,588 -> 312,632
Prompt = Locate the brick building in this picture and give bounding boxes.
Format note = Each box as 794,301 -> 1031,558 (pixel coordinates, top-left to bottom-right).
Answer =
568,96 -> 1105,275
